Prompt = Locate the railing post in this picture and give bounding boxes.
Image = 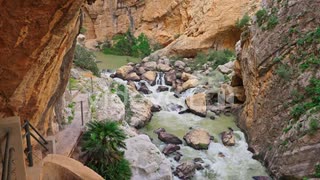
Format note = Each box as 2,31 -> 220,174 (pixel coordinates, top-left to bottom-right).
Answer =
1,131 -> 10,180
81,101 -> 84,126
24,121 -> 33,167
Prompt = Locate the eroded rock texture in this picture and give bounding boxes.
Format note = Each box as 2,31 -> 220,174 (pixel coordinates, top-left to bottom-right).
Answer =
0,0 -> 84,134
237,0 -> 320,178
83,0 -> 259,56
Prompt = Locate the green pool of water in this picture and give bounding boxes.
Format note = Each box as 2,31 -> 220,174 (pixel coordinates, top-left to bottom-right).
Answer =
94,51 -> 141,70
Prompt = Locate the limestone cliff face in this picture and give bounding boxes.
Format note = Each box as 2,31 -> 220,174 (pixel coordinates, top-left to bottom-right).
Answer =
236,0 -> 320,178
83,0 -> 259,56
0,0 -> 84,134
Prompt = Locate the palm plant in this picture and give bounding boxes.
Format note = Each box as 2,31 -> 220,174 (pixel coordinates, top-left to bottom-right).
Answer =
81,120 -> 131,179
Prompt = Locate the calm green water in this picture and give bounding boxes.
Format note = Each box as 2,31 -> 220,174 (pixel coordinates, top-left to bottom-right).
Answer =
94,51 -> 141,70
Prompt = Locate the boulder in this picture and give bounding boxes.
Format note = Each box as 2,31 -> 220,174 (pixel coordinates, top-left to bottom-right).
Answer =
157,86 -> 169,92
183,129 -> 211,150
137,66 -> 146,75
127,81 -> 137,90
125,135 -> 172,180
164,70 -> 176,86
138,82 -> 152,94
184,67 -> 192,73
162,144 -> 180,155
167,103 -> 183,112
220,84 -> 246,103
157,56 -> 170,65
125,72 -> 140,81
157,64 -> 171,72
173,161 -> 196,179
154,128 -> 183,144
217,61 -> 234,74
174,60 -> 186,69
151,104 -> 162,112
144,61 -> 157,71
174,152 -> 183,162
186,93 -> 207,117
96,92 -> 125,121
142,71 -> 157,85
181,72 -> 196,81
221,130 -> 235,146
182,79 -> 198,92
129,88 -> 153,128
115,65 -> 134,79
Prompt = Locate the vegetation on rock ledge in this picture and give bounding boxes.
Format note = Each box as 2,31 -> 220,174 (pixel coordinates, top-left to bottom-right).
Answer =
74,45 -> 100,77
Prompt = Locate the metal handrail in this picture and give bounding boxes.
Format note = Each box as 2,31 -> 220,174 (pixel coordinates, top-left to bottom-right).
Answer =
1,131 -> 12,180
21,120 -> 48,167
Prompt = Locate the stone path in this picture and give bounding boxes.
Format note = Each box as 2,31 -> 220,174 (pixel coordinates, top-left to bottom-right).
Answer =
55,92 -> 90,156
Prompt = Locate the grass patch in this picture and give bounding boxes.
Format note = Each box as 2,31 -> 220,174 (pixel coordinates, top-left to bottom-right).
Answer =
275,64 -> 292,80
309,118 -> 319,135
192,49 -> 235,70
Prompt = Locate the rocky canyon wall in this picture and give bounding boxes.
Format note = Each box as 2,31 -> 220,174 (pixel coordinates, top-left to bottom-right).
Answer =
83,0 -> 259,56
236,0 -> 320,178
0,0 -> 85,134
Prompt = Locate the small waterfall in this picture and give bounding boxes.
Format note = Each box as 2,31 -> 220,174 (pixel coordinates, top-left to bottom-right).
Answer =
156,72 -> 165,86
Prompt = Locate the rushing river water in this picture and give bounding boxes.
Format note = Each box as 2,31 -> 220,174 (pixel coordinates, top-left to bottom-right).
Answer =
112,72 -> 269,180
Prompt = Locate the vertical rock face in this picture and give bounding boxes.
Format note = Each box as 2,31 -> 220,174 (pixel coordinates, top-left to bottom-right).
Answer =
83,0 -> 259,55
237,0 -> 320,178
0,0 -> 84,134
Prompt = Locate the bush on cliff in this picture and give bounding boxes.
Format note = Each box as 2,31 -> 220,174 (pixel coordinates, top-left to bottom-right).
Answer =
81,121 -> 132,180
103,30 -> 151,58
192,49 -> 235,70
74,45 -> 100,77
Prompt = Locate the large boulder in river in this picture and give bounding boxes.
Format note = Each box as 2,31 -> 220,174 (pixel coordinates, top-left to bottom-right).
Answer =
162,144 -> 180,155
154,128 -> 182,144
129,88 -> 153,128
173,161 -> 196,179
186,93 -> 207,117
164,70 -> 176,86
182,79 -> 198,92
125,72 -> 140,81
183,129 -> 211,150
125,135 -> 172,180
142,71 -> 157,85
221,130 -> 235,146
115,65 -> 133,79
157,64 -> 171,72
143,61 -> 157,71
181,72 -> 197,81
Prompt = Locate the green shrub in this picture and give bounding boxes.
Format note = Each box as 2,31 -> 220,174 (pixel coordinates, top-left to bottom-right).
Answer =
193,49 -> 235,70
315,164 -> 320,178
256,9 -> 268,26
309,118 -> 319,135
236,13 -> 250,29
275,64 -> 292,80
266,15 -> 279,29
74,45 -> 100,77
81,121 -> 131,180
290,104 -> 305,120
68,77 -> 78,90
103,30 -> 152,58
80,27 -> 87,34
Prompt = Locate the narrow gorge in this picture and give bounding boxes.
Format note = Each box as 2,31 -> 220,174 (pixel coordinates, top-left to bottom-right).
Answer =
0,0 -> 319,180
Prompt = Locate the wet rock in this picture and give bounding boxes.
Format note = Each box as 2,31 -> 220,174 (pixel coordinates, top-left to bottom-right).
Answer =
173,161 -> 196,179
252,176 -> 271,180
186,93 -> 207,117
174,152 -> 183,162
218,152 -> 225,158
221,130 -> 235,146
168,103 -> 183,112
164,70 -> 176,86
162,144 -> 181,155
127,81 -> 137,90
138,82 -> 152,94
182,79 -> 199,92
125,135 -> 172,180
151,104 -> 162,112
178,109 -> 191,114
143,61 -> 157,71
183,129 -> 211,150
206,91 -> 219,106
157,64 -> 171,72
174,93 -> 181,98
115,65 -> 134,79
154,128 -> 183,144
157,86 -> 169,92
125,72 -> 140,81
210,116 -> 216,120
174,60 -> 186,69
142,71 -> 157,85
193,158 -> 204,163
